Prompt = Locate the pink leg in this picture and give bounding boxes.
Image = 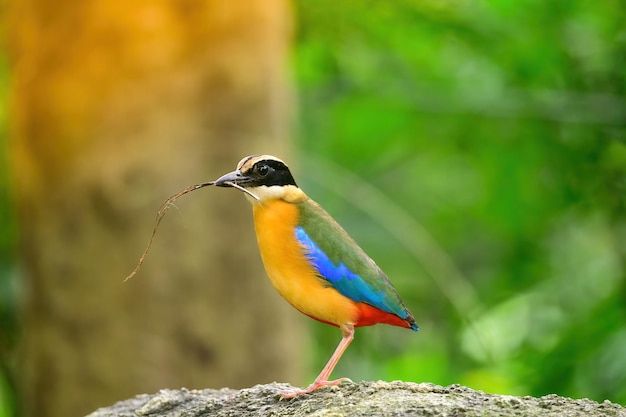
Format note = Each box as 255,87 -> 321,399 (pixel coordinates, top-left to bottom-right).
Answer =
280,324 -> 355,399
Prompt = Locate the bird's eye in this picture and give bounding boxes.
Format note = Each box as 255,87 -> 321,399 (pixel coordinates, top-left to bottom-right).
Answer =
257,164 -> 270,177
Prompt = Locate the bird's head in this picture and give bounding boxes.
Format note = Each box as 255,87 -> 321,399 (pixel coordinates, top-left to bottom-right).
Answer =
214,155 -> 300,203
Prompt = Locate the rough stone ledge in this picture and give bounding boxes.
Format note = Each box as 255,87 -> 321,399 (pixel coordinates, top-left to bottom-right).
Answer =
86,381 -> 626,417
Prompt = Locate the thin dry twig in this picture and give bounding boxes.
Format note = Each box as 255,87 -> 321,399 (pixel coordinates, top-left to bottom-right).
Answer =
124,181 -> 215,282
229,182 -> 260,200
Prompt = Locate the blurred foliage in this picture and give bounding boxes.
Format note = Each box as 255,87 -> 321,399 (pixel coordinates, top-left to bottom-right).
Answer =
0,49 -> 17,417
293,0 -> 626,405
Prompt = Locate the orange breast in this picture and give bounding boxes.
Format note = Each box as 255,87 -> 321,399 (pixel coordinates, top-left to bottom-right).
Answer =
252,199 -> 359,327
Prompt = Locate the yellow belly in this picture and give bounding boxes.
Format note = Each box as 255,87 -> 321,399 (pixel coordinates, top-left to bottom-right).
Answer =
252,199 -> 358,327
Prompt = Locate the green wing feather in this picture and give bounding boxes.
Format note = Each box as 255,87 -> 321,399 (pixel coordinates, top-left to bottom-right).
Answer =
296,198 -> 414,323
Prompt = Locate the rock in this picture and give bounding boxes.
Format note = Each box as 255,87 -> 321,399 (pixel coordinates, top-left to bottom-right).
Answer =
86,381 -> 626,417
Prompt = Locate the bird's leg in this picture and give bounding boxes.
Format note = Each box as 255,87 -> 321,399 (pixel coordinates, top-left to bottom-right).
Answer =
280,324 -> 354,399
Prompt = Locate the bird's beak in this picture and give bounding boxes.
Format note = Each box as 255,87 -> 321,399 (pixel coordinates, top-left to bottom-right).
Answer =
214,169 -> 261,201
214,170 -> 246,187
215,170 -> 254,188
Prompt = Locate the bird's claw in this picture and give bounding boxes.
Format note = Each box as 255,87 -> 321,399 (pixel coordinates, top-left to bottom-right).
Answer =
278,377 -> 353,400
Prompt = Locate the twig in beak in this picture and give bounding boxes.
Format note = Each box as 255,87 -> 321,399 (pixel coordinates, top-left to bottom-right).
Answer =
124,181 -> 214,282
226,181 -> 260,200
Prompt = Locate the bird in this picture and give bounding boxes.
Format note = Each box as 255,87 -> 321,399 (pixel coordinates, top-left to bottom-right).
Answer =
214,154 -> 418,398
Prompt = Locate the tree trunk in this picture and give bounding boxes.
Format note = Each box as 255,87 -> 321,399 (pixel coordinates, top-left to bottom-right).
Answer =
10,1 -> 303,417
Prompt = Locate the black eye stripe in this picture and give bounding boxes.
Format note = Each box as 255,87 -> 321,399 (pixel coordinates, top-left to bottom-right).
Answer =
249,160 -> 284,175
243,159 -> 297,187
261,160 -> 287,171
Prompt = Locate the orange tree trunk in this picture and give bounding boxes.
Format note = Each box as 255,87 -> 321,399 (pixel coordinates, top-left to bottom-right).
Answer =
9,1 -> 303,416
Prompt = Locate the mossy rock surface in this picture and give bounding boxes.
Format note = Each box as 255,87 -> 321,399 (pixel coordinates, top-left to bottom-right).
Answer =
87,381 -> 626,417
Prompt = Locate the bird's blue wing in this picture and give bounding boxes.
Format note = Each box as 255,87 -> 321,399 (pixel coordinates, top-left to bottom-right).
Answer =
295,225 -> 410,320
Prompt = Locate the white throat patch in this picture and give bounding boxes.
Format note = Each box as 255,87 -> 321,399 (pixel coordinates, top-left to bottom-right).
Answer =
245,185 -> 302,204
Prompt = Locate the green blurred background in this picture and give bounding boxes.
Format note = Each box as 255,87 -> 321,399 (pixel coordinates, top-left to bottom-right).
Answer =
2,0 -> 626,414
294,0 -> 626,405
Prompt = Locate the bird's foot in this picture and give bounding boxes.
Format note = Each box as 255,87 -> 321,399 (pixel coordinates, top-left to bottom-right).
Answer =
279,377 -> 353,399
